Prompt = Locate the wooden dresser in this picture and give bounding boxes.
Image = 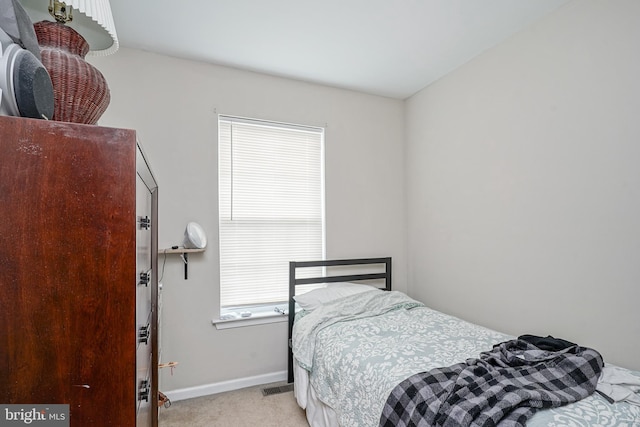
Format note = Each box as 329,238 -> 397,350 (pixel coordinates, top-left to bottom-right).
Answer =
0,116 -> 159,426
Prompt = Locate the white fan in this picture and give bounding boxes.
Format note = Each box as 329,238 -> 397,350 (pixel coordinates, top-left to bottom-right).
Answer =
183,222 -> 207,249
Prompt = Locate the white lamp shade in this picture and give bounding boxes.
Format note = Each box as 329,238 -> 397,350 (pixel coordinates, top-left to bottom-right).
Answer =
19,0 -> 118,56
183,222 -> 207,249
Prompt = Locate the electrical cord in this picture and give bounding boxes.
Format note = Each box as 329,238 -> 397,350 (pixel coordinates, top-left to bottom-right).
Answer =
159,251 -> 167,283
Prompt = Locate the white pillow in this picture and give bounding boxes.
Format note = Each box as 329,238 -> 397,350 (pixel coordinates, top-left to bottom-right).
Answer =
294,282 -> 378,311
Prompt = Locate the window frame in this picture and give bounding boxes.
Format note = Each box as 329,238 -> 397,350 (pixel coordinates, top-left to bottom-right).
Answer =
215,114 -> 326,326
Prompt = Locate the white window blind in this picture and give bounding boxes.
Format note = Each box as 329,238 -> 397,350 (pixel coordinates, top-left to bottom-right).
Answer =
218,115 -> 325,308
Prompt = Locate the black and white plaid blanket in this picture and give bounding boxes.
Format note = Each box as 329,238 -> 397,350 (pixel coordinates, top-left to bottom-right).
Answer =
379,338 -> 603,427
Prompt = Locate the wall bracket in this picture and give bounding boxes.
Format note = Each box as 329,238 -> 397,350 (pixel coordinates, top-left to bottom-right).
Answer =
161,248 -> 205,280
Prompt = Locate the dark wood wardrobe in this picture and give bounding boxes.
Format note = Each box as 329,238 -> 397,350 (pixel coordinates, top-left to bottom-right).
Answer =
0,115 -> 159,426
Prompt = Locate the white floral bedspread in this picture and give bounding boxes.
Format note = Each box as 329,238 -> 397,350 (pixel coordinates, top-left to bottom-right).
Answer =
292,291 -> 640,427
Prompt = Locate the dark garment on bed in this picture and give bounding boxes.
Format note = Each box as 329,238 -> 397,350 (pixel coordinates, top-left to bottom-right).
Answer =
379,339 -> 603,427
518,334 -> 576,352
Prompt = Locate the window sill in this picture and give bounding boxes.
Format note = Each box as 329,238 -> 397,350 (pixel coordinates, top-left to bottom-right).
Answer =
212,312 -> 288,330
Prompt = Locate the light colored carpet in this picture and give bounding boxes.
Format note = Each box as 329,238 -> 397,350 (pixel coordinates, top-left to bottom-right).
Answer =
159,382 -> 309,427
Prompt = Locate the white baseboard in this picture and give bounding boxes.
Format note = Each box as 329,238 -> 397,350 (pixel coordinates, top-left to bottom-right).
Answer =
164,370 -> 288,402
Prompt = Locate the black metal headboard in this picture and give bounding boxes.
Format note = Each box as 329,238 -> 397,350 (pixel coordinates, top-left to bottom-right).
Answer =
287,257 -> 392,383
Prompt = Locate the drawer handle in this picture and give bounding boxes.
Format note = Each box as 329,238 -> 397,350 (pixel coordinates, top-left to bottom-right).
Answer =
138,216 -> 151,230
138,270 -> 151,286
139,379 -> 150,402
138,324 -> 150,345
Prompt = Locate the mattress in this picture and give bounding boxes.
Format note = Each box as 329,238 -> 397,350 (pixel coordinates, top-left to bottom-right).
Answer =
291,289 -> 640,427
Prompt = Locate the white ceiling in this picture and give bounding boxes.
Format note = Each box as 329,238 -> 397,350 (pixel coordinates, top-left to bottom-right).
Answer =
108,0 -> 568,99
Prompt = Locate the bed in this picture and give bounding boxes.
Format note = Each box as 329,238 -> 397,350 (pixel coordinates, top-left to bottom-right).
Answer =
287,258 -> 640,427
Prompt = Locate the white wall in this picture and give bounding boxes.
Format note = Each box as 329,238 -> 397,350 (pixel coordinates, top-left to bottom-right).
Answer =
85,0 -> 640,395
405,0 -> 640,371
89,49 -> 406,392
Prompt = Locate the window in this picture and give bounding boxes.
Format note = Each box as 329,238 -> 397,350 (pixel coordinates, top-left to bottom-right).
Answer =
218,115 -> 325,316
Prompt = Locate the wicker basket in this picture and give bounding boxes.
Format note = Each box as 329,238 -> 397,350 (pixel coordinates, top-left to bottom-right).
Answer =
33,20 -> 110,124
